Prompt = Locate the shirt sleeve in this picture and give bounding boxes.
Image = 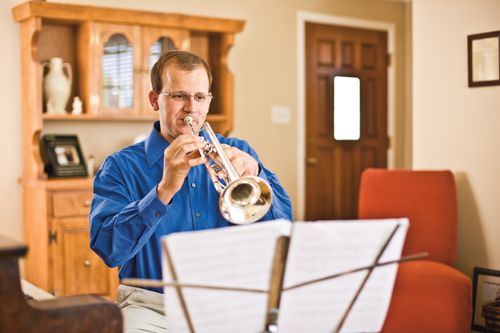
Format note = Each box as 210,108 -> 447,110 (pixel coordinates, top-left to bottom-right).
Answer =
224,136 -> 294,222
89,156 -> 168,267
257,163 -> 294,221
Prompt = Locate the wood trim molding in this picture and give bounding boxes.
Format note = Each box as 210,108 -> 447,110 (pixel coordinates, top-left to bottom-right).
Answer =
13,1 -> 245,33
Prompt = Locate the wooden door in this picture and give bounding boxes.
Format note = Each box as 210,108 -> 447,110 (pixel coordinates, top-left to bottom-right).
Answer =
305,22 -> 389,220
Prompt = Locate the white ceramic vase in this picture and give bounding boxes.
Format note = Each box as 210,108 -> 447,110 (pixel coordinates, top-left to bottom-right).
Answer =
43,57 -> 72,115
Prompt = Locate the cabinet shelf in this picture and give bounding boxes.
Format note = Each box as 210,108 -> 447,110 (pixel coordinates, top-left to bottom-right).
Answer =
43,113 -> 157,122
20,177 -> 93,190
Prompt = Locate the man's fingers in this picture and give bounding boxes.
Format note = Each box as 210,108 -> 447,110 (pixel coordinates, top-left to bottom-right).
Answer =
231,156 -> 248,175
220,145 -> 235,159
186,155 -> 206,166
167,136 -> 205,161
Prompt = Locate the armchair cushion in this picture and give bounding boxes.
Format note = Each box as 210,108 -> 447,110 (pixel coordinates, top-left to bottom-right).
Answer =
382,260 -> 472,333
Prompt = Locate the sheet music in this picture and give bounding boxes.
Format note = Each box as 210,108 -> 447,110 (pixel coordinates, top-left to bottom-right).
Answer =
162,219 -> 291,333
278,218 -> 408,333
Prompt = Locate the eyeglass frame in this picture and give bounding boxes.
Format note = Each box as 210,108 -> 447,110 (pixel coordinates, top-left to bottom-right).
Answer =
158,91 -> 213,104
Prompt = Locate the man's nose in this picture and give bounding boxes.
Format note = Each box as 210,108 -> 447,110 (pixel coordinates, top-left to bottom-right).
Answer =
183,96 -> 197,110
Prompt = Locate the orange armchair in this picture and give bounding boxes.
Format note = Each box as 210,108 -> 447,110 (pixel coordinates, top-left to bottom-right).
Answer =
358,169 -> 472,333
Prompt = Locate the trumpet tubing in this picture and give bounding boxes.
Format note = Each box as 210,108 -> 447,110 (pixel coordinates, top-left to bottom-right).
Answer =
184,116 -> 273,224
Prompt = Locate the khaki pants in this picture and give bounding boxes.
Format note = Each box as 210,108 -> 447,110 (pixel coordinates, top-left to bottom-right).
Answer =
117,284 -> 168,333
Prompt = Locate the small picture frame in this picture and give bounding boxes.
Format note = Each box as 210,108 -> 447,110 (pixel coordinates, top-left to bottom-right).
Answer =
468,31 -> 500,87
472,267 -> 500,331
40,134 -> 88,178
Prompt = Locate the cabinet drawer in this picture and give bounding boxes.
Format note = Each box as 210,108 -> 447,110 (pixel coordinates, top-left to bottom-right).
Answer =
51,191 -> 93,217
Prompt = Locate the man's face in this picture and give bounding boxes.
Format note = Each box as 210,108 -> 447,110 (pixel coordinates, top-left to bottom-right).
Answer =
152,65 -> 211,143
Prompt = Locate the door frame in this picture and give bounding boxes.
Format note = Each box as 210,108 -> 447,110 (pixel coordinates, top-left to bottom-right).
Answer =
297,12 -> 396,220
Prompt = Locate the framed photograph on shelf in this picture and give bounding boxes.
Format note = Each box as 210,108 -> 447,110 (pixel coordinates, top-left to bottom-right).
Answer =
40,134 -> 88,178
468,31 -> 500,87
471,267 -> 500,331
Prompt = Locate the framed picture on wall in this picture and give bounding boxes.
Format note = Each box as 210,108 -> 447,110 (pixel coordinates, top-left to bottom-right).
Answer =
468,31 -> 500,87
40,134 -> 88,178
471,267 -> 500,331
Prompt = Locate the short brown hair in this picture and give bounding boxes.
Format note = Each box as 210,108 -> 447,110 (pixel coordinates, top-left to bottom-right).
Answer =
150,50 -> 212,93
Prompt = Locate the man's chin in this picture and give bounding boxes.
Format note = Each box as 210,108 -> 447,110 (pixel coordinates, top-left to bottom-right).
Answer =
187,124 -> 204,135
178,126 -> 199,136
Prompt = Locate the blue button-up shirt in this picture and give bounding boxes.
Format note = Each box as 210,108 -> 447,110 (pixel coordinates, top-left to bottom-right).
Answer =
90,121 -> 293,286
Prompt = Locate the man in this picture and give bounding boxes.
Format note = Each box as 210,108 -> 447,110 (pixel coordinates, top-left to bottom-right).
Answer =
90,50 -> 293,332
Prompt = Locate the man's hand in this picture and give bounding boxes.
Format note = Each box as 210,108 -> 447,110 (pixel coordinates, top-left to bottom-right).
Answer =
220,144 -> 259,177
157,135 -> 206,204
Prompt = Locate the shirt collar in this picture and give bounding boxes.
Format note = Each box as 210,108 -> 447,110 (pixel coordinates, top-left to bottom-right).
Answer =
145,121 -> 169,167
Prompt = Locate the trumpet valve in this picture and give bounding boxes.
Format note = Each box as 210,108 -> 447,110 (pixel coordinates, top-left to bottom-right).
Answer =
202,140 -> 216,155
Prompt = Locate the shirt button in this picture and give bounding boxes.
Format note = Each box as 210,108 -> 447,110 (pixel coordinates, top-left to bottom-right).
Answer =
191,182 -> 197,188
195,212 -> 201,218
155,211 -> 161,218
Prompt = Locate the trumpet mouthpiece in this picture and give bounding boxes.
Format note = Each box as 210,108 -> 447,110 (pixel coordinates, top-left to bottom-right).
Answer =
184,116 -> 193,126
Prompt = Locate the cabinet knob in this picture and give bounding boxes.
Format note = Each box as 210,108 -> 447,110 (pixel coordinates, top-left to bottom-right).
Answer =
83,200 -> 91,207
83,259 -> 91,267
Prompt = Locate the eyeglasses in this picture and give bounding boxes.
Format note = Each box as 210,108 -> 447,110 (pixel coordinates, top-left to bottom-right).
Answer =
159,91 -> 213,104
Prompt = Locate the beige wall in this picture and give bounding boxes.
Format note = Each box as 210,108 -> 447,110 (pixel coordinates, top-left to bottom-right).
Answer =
1,0 -> 23,241
413,0 -> 500,276
0,0 -> 407,241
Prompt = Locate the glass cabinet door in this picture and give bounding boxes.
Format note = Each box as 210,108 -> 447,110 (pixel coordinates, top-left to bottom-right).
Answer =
148,36 -> 176,69
88,22 -> 141,116
141,27 -> 189,114
102,33 -> 134,109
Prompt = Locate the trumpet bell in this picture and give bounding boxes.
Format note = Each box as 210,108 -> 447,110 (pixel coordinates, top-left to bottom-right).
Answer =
220,176 -> 273,224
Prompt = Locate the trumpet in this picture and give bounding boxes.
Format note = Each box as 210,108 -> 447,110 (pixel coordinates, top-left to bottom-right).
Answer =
184,116 -> 272,224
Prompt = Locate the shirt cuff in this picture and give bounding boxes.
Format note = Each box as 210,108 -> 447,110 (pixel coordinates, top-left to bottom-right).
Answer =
257,163 -> 267,180
137,187 -> 167,225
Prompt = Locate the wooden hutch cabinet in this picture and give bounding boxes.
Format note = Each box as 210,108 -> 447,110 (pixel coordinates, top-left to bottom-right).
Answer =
12,1 -> 244,299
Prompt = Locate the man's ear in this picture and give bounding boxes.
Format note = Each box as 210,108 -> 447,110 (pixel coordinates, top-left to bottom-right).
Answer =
149,90 -> 159,111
